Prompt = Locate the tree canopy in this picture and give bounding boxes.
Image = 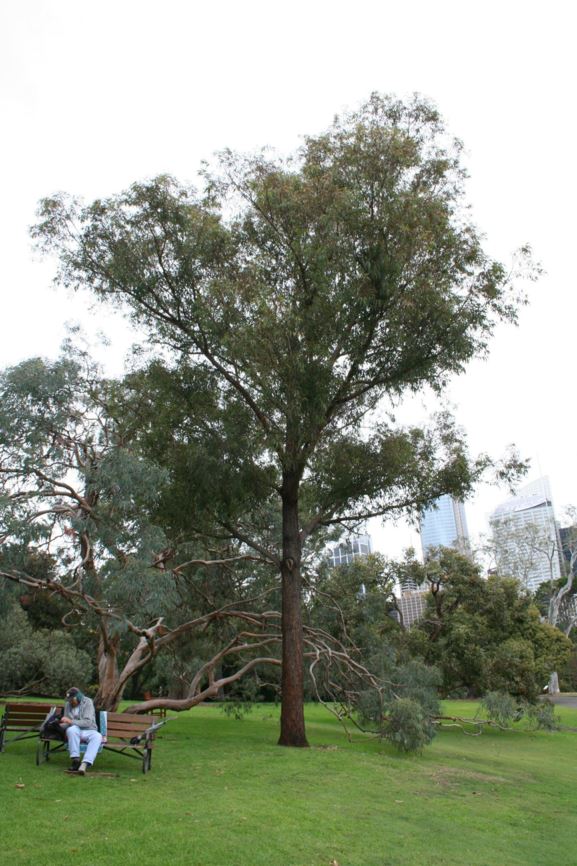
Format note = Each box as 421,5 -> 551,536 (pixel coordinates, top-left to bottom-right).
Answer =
398,548 -> 572,700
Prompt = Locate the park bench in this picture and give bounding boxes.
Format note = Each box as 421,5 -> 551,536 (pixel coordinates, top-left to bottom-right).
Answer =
36,710 -> 162,773
0,702 -> 61,752
143,691 -> 167,719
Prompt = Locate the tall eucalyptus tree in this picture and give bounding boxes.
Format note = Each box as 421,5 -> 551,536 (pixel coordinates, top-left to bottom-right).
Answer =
32,94 -> 532,745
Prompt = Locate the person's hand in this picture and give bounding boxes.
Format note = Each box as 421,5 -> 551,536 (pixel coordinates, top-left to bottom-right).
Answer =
61,716 -> 72,725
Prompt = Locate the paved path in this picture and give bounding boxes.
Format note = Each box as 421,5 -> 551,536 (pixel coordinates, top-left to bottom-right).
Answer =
546,694 -> 577,708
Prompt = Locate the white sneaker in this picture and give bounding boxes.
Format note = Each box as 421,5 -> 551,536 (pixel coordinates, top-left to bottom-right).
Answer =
78,762 -> 89,775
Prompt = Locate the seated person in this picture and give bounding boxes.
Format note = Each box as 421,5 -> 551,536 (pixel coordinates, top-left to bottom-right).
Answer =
61,687 -> 103,775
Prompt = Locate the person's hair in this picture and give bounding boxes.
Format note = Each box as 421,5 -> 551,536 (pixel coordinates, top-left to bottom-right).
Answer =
66,687 -> 83,701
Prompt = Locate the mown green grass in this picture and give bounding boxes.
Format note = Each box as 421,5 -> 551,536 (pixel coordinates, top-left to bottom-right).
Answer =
1,700 -> 577,866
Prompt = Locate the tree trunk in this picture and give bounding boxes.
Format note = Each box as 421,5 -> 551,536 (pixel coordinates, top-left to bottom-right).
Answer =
94,630 -> 122,710
278,472 -> 309,747
547,671 -> 560,696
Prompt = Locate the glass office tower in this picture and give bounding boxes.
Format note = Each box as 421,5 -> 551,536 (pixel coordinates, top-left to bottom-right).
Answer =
419,494 -> 470,559
490,476 -> 562,591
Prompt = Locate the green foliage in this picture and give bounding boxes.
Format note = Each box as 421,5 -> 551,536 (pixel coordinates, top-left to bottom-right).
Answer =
392,659 -> 442,718
112,360 -> 280,536
407,548 -> 572,700
526,619 -> 572,687
487,638 -> 537,699
0,352 -> 175,615
0,603 -> 92,695
308,554 -> 443,752
0,352 -> 170,585
481,691 -> 519,727
31,94 -> 534,539
307,553 -> 399,649
382,698 -> 436,753
559,645 -> 577,692
354,655 -> 441,752
220,700 -> 254,721
481,692 -> 562,733
526,699 -> 561,732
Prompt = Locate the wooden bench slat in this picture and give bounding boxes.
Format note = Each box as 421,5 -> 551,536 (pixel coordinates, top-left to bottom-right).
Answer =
106,725 -> 155,734
6,711 -> 50,717
5,707 -> 51,716
106,718 -> 155,725
107,714 -> 155,723
5,712 -> 49,719
107,718 -> 156,724
3,705 -> 56,716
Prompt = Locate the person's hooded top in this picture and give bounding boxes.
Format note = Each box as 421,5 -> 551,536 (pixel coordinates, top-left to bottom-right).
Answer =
64,690 -> 98,731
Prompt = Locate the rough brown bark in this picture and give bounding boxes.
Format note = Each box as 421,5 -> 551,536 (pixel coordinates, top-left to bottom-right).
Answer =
278,472 -> 309,747
94,629 -> 122,710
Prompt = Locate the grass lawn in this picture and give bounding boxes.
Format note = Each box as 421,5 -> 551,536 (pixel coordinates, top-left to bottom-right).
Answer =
1,700 -> 576,866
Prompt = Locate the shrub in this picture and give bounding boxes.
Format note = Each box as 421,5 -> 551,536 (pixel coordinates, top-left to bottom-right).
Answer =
383,698 -> 436,753
526,700 -> 561,732
481,691 -> 518,727
0,603 -> 92,695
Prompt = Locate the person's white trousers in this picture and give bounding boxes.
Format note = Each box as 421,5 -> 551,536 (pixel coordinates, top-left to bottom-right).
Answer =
66,725 -> 103,765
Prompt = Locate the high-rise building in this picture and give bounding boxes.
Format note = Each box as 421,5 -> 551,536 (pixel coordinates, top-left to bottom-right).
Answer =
396,590 -> 428,628
419,494 -> 470,560
326,533 -> 372,568
397,495 -> 470,611
489,476 -> 563,592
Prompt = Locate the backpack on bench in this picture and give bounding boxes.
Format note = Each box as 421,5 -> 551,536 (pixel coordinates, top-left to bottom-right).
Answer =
39,709 -> 67,742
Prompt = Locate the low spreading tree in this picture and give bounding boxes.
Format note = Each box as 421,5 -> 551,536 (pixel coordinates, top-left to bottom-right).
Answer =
0,351 -> 381,715
398,548 -> 572,700
0,352 -> 286,709
489,508 -> 577,693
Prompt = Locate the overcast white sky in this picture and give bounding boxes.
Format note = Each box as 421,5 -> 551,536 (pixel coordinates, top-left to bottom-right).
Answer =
1,0 -> 575,557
